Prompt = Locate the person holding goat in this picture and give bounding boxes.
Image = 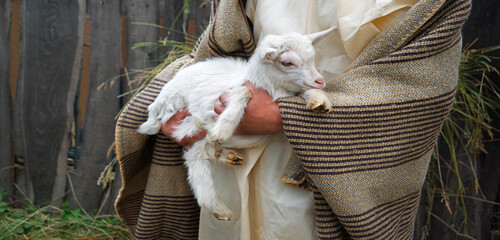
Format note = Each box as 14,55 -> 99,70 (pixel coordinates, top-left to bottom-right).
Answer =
114,0 -> 471,239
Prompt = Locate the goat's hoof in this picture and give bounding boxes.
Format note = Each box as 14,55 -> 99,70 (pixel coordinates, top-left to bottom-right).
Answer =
211,136 -> 224,145
306,91 -> 332,113
312,103 -> 330,113
226,152 -> 243,165
214,213 -> 232,221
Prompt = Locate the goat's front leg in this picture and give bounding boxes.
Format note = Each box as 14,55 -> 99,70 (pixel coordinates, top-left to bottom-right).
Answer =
208,86 -> 252,144
302,89 -> 332,113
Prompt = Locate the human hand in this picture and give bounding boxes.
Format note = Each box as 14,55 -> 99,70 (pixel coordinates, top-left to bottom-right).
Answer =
160,109 -> 207,148
214,82 -> 284,135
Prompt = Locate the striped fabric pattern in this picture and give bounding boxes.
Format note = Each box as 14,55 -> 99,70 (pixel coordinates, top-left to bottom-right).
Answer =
114,0 -> 471,239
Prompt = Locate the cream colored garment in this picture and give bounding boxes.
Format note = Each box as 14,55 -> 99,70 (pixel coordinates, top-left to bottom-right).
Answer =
199,1 -> 417,239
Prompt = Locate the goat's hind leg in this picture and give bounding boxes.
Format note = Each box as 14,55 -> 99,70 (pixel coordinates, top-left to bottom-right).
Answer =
208,86 -> 252,144
212,135 -> 271,166
203,141 -> 243,168
184,140 -> 233,221
212,147 -> 244,166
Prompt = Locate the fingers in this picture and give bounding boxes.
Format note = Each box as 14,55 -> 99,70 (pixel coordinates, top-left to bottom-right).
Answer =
214,92 -> 229,115
160,108 -> 206,148
214,100 -> 225,115
173,108 -> 190,120
161,109 -> 189,136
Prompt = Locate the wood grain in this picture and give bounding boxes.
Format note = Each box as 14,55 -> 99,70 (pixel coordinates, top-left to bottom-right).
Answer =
123,0 -> 159,98
67,0 -> 122,212
9,0 -> 34,204
188,0 -> 211,38
159,0 -> 184,43
51,0 -> 86,207
0,0 -> 12,195
15,0 -> 79,205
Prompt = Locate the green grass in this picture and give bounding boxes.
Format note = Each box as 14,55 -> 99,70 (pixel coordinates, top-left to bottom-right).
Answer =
0,189 -> 131,240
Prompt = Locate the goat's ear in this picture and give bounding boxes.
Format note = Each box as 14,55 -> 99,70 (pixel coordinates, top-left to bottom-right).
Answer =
307,26 -> 336,45
261,47 -> 278,63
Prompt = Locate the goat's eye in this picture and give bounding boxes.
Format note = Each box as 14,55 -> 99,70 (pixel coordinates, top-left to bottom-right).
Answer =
281,61 -> 294,67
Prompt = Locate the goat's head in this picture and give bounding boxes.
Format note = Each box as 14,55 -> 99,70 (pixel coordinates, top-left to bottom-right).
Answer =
253,27 -> 335,94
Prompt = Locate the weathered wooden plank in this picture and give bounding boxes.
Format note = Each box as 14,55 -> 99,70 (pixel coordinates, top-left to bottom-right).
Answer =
9,0 -> 34,205
0,0 -> 12,195
462,0 -> 500,48
67,0 -> 121,212
187,0 -> 211,38
468,145 -> 500,239
103,1 -> 158,213
158,0 -> 184,43
14,0 -> 80,205
7,0 -> 18,100
1,0 -> 11,33
123,0 -> 159,94
51,0 -> 86,207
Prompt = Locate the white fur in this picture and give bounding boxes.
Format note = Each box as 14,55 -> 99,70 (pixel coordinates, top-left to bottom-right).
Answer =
138,27 -> 335,220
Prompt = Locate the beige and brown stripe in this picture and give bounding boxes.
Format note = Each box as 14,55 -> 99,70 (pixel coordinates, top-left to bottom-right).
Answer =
115,0 -> 471,239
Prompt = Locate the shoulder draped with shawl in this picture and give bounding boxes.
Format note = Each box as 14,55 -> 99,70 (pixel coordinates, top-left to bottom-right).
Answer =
114,0 -> 471,239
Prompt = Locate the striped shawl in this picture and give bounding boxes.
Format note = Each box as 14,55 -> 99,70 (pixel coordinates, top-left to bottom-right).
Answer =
114,0 -> 471,239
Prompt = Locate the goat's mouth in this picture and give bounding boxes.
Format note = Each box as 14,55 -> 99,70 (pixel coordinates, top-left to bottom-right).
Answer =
304,83 -> 325,89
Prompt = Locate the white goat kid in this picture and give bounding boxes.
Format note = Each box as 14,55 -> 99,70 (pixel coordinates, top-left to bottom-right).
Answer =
138,27 -> 335,221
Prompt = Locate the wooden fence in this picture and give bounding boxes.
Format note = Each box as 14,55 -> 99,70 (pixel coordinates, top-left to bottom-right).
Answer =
0,0 -> 499,239
0,0 -> 210,215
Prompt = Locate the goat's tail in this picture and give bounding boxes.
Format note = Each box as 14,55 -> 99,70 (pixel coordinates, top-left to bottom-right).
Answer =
137,118 -> 162,135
